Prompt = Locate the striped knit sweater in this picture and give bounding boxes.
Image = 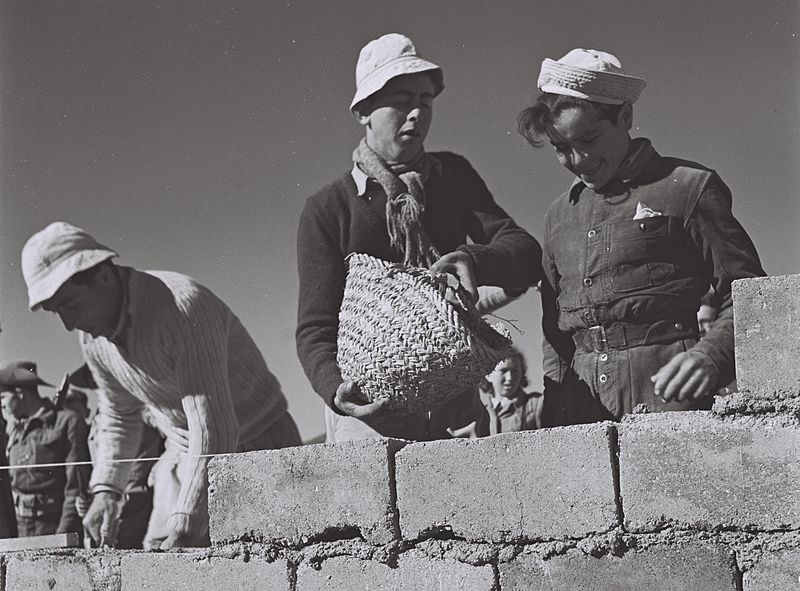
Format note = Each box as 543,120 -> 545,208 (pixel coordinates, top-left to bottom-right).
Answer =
83,266 -> 289,537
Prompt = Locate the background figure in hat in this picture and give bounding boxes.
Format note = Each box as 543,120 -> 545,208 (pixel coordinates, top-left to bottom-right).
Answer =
0,361 -> 90,539
21,222 -> 302,549
297,33 -> 542,442
517,49 -> 765,423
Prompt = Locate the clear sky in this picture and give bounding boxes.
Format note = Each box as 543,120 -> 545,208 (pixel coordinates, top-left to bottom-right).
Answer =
1,0 -> 798,440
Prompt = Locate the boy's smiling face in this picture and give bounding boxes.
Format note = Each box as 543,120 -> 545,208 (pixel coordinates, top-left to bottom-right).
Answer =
546,102 -> 632,191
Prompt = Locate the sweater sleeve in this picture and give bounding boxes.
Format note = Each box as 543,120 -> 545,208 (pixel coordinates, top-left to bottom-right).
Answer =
87,356 -> 145,495
296,190 -> 348,410
452,156 -> 543,290
170,295 -> 240,536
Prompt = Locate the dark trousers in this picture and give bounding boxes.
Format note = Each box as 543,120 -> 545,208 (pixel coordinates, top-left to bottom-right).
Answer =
117,491 -> 153,549
16,512 -> 59,537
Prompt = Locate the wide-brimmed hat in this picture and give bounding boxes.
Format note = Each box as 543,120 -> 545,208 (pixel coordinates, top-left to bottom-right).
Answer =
350,33 -> 444,112
537,48 -> 646,105
21,222 -> 118,310
0,361 -> 53,389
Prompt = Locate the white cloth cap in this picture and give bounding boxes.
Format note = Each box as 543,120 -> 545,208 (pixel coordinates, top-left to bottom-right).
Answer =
350,33 -> 443,111
537,48 -> 646,105
21,221 -> 118,310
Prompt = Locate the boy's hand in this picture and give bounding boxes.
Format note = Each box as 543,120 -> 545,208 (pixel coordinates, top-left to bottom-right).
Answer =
651,351 -> 718,403
334,381 -> 390,419
430,251 -> 478,305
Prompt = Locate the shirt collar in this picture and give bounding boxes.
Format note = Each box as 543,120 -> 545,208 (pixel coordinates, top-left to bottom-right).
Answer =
12,400 -> 54,434
491,393 -> 525,416
350,156 -> 443,198
351,165 -> 370,197
569,138 -> 656,203
106,266 -> 131,346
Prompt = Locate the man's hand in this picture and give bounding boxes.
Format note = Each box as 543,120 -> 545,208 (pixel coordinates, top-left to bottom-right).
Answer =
430,251 -> 478,305
161,525 -> 192,550
82,491 -> 122,547
161,530 -> 193,550
334,381 -> 389,420
160,512 -> 195,550
651,351 -> 718,403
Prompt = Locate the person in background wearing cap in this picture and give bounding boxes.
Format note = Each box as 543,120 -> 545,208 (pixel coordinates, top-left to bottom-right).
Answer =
516,49 -> 765,423
0,361 -> 90,538
21,222 -> 302,549
297,33 -> 542,442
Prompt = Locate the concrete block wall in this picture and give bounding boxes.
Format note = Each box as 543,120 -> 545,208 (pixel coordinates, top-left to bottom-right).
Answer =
1,276 -> 798,590
732,275 -> 800,395
208,438 -> 408,546
394,424 -> 619,543
3,414 -> 799,590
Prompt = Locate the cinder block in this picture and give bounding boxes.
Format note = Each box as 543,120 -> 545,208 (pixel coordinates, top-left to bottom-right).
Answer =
733,275 -> 800,395
743,549 -> 800,591
121,553 -> 288,591
208,439 -> 408,546
500,542 -> 736,590
295,553 -> 494,590
5,554 -> 95,591
395,426 -> 618,543
618,412 -> 800,531
0,532 -> 79,552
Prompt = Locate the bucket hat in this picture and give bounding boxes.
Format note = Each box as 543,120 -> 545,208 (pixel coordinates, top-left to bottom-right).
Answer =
537,48 -> 646,105
0,360 -> 53,389
350,33 -> 444,112
21,222 -> 118,310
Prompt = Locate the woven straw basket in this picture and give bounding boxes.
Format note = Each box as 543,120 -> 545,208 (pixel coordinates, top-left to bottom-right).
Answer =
337,253 -> 513,413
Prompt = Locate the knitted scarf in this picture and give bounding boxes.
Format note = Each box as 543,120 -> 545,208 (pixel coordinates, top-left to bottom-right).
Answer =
353,138 -> 441,268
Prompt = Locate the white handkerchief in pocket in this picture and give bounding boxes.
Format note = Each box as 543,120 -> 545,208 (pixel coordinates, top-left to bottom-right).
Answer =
633,202 -> 663,220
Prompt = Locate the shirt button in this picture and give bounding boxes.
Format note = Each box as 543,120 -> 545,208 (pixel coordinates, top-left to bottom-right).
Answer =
599,374 -> 608,383
674,322 -> 683,330
639,222 -> 647,231
583,277 -> 593,287
600,353 -> 608,361
583,310 -> 592,320
587,229 -> 597,238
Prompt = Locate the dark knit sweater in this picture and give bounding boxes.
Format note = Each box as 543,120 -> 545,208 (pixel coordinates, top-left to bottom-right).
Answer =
296,151 -> 543,409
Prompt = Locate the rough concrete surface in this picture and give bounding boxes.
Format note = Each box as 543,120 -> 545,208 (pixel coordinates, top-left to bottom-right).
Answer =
5,554 -> 96,591
208,439 -> 407,546
743,549 -> 800,591
733,275 -> 800,395
295,551 -> 495,590
395,425 -> 618,542
713,391 -> 800,422
500,542 -> 737,590
618,412 -> 800,531
121,552 -> 288,591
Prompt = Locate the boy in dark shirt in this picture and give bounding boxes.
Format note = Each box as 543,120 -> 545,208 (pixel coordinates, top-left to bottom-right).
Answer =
517,49 -> 764,422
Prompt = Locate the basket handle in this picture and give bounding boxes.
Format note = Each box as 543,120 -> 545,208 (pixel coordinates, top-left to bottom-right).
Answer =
437,272 -> 479,316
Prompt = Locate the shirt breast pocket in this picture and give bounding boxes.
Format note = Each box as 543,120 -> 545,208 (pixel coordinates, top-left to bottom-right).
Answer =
33,430 -> 63,465
608,216 -> 677,293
